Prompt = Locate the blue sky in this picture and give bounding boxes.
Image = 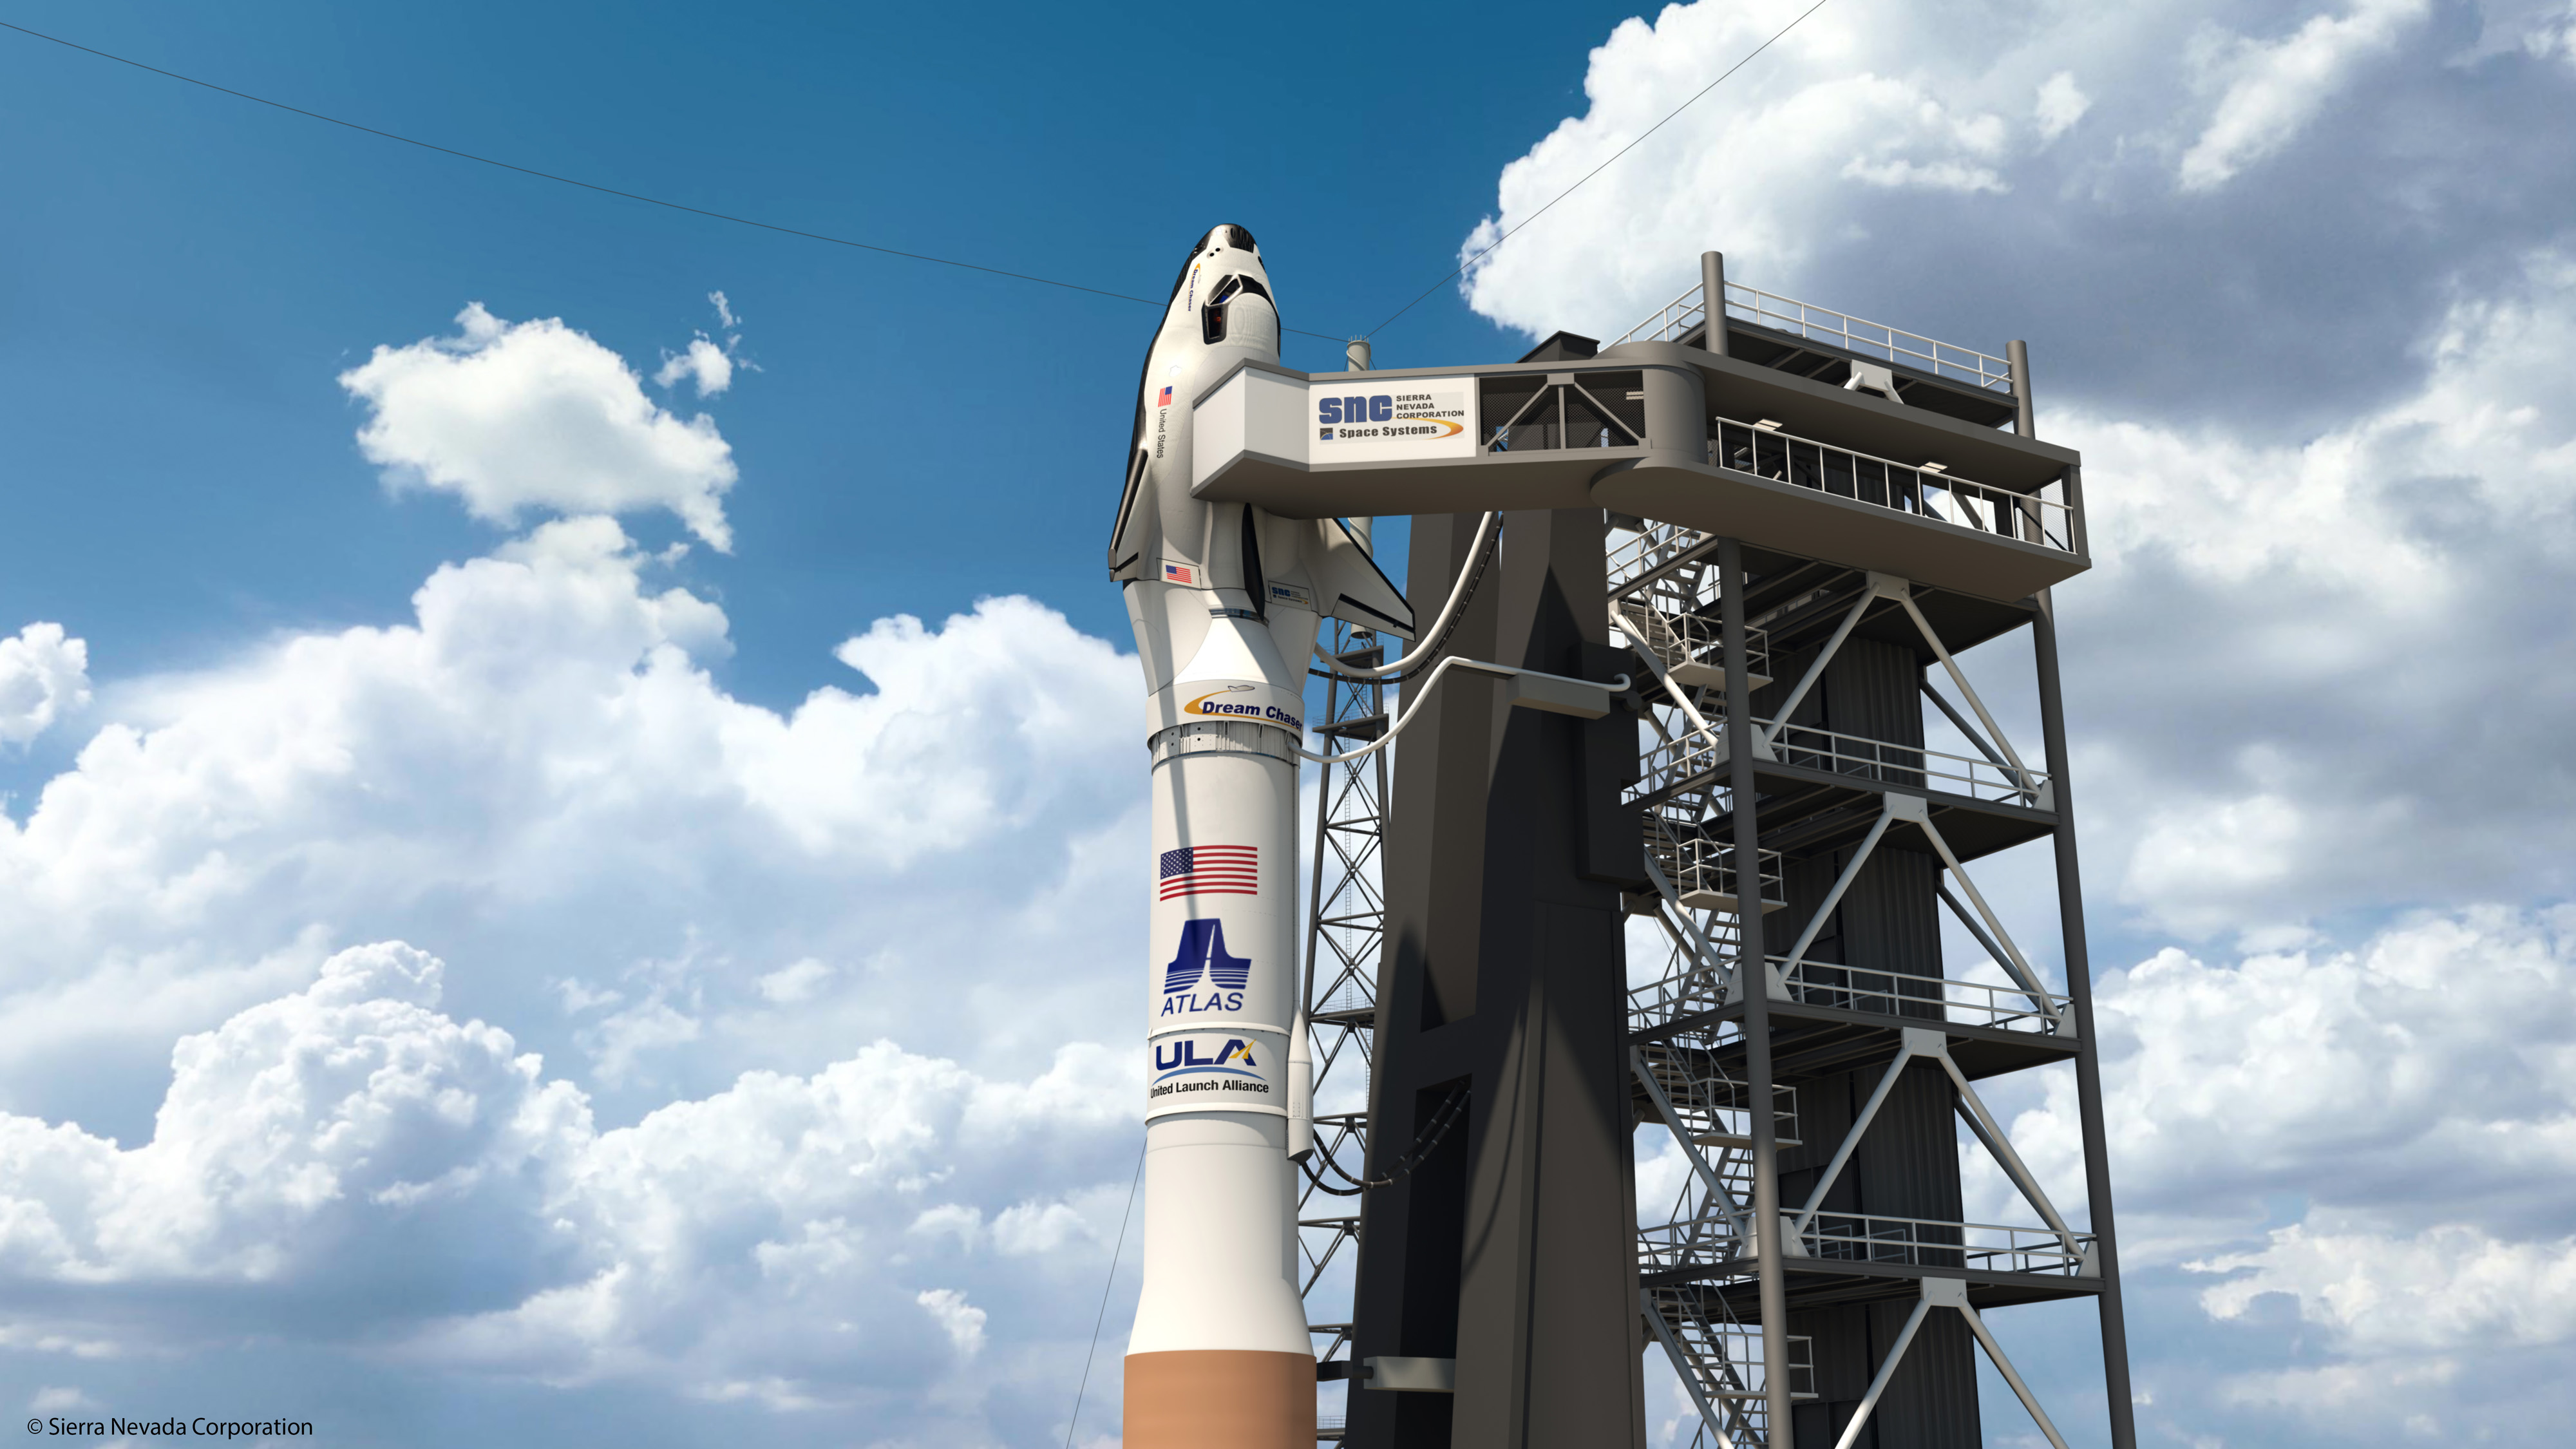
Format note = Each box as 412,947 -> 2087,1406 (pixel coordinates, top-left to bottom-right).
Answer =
3,1 -> 2575,1446
0,0 -> 1651,710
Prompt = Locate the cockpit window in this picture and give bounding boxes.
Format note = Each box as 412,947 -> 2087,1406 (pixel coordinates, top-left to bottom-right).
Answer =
1202,274 -> 1246,344
1222,224 -> 1258,252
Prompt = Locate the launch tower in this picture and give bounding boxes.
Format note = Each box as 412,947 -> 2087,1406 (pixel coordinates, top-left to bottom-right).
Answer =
1245,259 -> 2134,1448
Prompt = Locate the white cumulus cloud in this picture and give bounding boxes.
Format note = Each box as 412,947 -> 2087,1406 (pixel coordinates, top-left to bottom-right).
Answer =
2052,247 -> 2576,938
2035,70 -> 2092,140
341,303 -> 740,550
2193,1222 -> 2576,1352
913,1289 -> 987,1357
0,516 -> 1139,1124
2178,0 -> 2432,192
1988,905 -> 2576,1269
655,337 -> 734,398
0,623 -> 90,748
0,936 -> 1135,1424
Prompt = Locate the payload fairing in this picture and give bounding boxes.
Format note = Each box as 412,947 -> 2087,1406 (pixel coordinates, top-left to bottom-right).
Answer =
1109,225 -> 1410,1448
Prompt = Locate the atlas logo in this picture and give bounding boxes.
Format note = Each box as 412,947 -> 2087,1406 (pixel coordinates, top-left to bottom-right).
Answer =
1154,1037 -> 1259,1081
1160,917 -> 1250,1016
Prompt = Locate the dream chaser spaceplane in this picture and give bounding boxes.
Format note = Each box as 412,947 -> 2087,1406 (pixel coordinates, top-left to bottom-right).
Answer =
1109,225 -> 1412,1449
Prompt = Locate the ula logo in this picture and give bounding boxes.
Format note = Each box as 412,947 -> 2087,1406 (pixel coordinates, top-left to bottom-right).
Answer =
1161,918 -> 1250,1016
1155,1037 -> 1258,1076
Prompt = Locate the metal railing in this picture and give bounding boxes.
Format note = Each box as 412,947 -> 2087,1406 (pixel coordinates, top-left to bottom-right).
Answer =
1615,597 -> 1773,688
1606,517 -> 1716,596
1648,815 -> 1785,913
1638,1207 -> 2092,1277
1616,283 -> 1716,351
1629,957 -> 2070,1036
1631,708 -> 2048,808
1714,419 -> 2072,551
1765,717 -> 2042,805
1648,1293 -> 1816,1401
1630,959 -> 1741,1035
1798,1212 -> 2093,1275
1639,1214 -> 1749,1274
1649,1284 -> 1813,1449
1614,279 -> 2015,394
1637,1040 -> 1799,1148
1778,958 -> 2069,1034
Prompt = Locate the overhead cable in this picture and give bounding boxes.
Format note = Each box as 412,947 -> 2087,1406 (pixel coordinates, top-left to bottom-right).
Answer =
1361,0 -> 1836,339
1061,1140 -> 1145,1449
0,19 -> 1353,343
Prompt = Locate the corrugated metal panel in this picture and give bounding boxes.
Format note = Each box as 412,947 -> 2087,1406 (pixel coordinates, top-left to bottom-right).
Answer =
1864,1301 -> 1980,1449
1823,636 -> 1926,748
1782,1301 -> 1981,1449
1854,1064 -> 1967,1224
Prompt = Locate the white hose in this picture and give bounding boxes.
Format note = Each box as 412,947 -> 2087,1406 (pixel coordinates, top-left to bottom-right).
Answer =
1310,511 -> 1499,681
1294,655 -> 1629,765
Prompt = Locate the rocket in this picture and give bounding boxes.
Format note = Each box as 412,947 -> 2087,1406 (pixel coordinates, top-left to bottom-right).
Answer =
1110,225 -> 1412,1448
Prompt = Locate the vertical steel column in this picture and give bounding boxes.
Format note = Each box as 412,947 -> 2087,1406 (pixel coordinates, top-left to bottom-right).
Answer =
2063,461 -> 2088,561
1701,252 -> 1728,357
1717,535 -> 1790,1439
2032,591 -> 2137,1449
1346,342 -> 1375,553
2007,340 -> 2034,438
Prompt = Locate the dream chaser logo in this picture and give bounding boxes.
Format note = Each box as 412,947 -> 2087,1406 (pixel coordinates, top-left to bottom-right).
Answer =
1184,683 -> 1303,729
1162,917 -> 1251,1015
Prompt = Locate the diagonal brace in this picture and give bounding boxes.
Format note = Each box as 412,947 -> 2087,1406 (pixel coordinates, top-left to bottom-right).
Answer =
1934,881 -> 2056,1020
1792,1031 -> 1934,1233
1913,814 -> 2057,1026
1830,1296 -> 1933,1449
1758,587 -> 1875,750
1932,1050 -> 2081,1251
1893,588 -> 2038,795
1960,1300 -> 2073,1449
1779,804 -> 1896,974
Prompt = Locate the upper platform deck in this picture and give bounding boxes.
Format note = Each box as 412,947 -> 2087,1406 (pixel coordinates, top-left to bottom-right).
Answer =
1188,289 -> 2086,604
1615,276 -> 2025,431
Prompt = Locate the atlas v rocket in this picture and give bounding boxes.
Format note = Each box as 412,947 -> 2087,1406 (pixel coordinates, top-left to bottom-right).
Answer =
1108,225 -> 1411,1447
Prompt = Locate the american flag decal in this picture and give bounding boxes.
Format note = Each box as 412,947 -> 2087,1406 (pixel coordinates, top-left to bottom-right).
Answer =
1159,845 -> 1258,900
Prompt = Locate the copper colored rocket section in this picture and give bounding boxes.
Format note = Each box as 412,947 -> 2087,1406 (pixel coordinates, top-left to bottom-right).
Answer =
1123,1350 -> 1316,1449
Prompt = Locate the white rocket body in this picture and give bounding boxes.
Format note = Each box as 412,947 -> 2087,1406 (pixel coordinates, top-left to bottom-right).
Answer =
1111,225 -> 1410,1449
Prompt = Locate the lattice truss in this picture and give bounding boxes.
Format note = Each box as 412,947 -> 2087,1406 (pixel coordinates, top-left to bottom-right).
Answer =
1297,619 -> 1392,1379
1608,517 -> 2092,1449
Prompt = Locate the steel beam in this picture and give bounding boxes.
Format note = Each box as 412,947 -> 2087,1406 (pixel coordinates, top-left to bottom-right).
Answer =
2032,588 -> 2138,1449
1718,536 -> 1794,1444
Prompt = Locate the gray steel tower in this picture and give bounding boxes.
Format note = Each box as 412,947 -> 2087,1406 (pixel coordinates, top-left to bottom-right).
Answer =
1202,253 -> 2129,1448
